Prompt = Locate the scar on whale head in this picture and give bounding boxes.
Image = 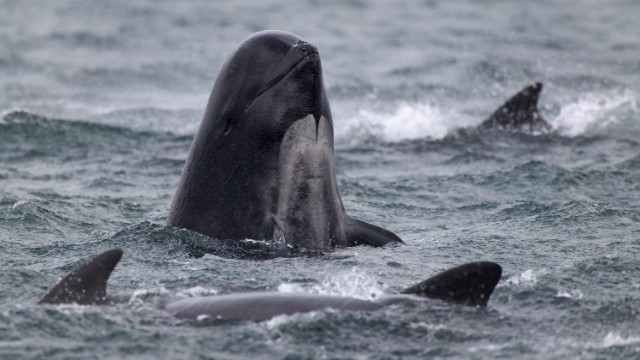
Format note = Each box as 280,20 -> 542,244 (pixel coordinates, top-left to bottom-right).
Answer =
166,30 -> 402,250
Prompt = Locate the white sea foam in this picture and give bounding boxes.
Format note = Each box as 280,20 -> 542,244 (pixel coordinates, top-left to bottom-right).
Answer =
337,101 -> 459,143
335,90 -> 638,143
468,343 -> 508,352
11,200 -> 29,210
277,268 -> 386,300
195,314 -> 211,322
268,269 -> 387,328
601,332 -> 640,348
556,289 -> 583,300
128,286 -> 169,305
53,303 -> 90,315
263,311 -> 324,329
552,90 -> 638,137
175,286 -> 218,298
503,269 -> 544,286
311,268 -> 387,300
276,283 -> 305,293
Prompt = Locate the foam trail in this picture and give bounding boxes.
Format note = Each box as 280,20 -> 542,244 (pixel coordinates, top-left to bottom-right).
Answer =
552,90 -> 638,137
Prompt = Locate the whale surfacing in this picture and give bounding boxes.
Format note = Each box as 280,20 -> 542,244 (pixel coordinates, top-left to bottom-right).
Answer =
167,30 -> 402,250
480,82 -> 551,132
39,249 -> 503,321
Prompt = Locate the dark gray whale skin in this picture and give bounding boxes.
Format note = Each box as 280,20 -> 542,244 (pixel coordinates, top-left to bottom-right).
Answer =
166,30 -> 402,250
38,249 -> 122,305
39,249 -> 503,322
480,82 -> 551,132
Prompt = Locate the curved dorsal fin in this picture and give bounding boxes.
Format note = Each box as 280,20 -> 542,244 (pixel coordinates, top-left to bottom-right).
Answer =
480,82 -> 551,132
38,249 -> 123,305
401,261 -> 502,307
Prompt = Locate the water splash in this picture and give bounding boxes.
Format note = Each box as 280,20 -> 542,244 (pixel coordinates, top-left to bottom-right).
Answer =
313,268 -> 388,300
601,332 -> 640,348
556,289 -> 583,300
338,102 -> 458,142
276,283 -> 305,293
504,269 -> 545,286
128,287 -> 169,305
175,286 -> 218,298
278,268 -> 387,300
553,90 -> 638,136
335,90 -> 639,143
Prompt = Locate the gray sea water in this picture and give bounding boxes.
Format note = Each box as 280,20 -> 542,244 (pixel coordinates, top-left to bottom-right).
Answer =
2,0 -> 640,359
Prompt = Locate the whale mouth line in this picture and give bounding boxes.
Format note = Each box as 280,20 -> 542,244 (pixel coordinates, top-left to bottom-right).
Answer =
245,51 -> 320,111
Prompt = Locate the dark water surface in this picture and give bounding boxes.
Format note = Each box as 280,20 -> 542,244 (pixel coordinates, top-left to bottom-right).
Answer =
1,1 -> 640,359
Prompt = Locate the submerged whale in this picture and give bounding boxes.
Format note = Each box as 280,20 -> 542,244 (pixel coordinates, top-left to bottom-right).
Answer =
167,30 -> 402,250
38,249 -> 502,321
479,82 -> 551,132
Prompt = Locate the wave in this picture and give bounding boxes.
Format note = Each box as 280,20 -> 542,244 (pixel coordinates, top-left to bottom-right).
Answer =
336,101 -> 458,143
1,110 -> 150,137
554,90 -> 638,136
0,110 -> 189,162
5,86 -> 638,153
0,109 -> 191,138
335,89 -> 639,143
108,221 -> 325,260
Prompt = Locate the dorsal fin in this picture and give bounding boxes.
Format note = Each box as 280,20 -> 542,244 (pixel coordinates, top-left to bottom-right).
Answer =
344,216 -> 404,247
480,82 -> 551,132
401,261 -> 502,307
38,249 -> 123,305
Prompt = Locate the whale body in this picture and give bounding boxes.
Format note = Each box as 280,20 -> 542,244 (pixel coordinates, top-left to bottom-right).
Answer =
39,249 -> 503,321
480,82 -> 551,132
166,30 -> 403,250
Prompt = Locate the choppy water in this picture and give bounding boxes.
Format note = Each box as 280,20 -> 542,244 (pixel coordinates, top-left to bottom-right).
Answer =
2,0 -> 640,359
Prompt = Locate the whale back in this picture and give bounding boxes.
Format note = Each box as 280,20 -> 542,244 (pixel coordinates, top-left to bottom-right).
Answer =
401,261 -> 502,307
38,249 -> 122,305
480,82 -> 551,132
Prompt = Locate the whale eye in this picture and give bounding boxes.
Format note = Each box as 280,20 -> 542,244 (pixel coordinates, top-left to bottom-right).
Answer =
221,115 -> 233,135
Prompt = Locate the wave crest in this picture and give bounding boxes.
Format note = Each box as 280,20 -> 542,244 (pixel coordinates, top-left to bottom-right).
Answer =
336,89 -> 639,143
553,90 -> 638,136
337,102 -> 458,143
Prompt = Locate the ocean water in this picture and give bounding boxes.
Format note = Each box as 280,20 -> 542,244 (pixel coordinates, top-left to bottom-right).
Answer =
1,0 -> 640,359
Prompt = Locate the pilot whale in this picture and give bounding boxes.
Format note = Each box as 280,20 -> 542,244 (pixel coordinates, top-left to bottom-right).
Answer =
167,30 -> 403,250
165,30 -> 551,252
480,82 -> 551,132
38,249 -> 502,321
